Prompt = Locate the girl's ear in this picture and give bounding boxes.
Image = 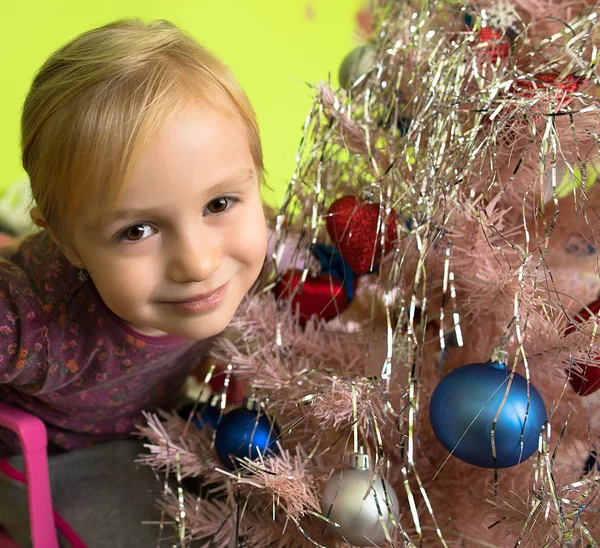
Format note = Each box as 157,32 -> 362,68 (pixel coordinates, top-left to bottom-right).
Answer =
30,207 -> 48,230
30,207 -> 83,267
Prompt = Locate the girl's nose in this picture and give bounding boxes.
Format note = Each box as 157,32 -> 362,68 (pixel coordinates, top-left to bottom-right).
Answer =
166,232 -> 221,283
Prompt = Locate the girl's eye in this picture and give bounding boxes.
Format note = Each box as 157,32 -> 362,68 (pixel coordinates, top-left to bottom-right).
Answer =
119,224 -> 155,242
204,196 -> 237,215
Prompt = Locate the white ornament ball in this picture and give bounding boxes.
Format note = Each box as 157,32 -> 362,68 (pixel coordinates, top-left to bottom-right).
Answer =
321,453 -> 399,546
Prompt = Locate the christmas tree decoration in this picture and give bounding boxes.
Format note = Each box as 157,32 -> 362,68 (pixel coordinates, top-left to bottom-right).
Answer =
397,115 -> 411,136
179,375 -> 221,430
429,349 -> 547,468
205,360 -> 246,404
214,399 -> 280,470
274,269 -> 350,324
535,72 -> 584,93
476,27 -> 510,62
321,451 -> 399,546
274,244 -> 356,325
463,10 -> 474,28
312,243 -> 356,301
583,451 -> 600,475
178,396 -> 221,431
510,72 -> 585,111
274,243 -> 356,324
326,196 -> 397,276
565,299 -> 600,396
338,44 -> 377,89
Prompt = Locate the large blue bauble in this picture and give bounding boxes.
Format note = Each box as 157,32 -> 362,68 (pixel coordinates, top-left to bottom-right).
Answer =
429,361 -> 547,468
214,406 -> 280,470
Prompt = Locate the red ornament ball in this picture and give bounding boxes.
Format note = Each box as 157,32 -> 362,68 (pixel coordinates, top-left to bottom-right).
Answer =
511,73 -> 585,98
535,72 -> 584,93
565,299 -> 600,396
274,270 -> 350,325
326,196 -> 397,276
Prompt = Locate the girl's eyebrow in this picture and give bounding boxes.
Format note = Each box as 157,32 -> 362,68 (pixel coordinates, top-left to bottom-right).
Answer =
85,168 -> 256,232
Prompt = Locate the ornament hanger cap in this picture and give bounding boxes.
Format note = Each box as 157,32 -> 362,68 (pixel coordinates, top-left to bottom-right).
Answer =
349,450 -> 370,470
244,397 -> 259,412
198,384 -> 212,404
185,378 -> 213,404
490,347 -> 508,367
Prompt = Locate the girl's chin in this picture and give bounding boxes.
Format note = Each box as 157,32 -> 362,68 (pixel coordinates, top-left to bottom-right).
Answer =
124,308 -> 234,340
125,322 -> 172,338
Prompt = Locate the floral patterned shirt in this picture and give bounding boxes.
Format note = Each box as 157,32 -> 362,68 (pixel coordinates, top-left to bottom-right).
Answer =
0,230 -> 211,454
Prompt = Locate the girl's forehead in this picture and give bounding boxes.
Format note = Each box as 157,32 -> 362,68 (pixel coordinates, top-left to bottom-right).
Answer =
77,104 -> 259,234
126,109 -> 252,186
97,168 -> 257,229
84,164 -> 259,232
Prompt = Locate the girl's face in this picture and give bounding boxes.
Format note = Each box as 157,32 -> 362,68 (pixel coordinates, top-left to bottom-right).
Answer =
69,106 -> 267,339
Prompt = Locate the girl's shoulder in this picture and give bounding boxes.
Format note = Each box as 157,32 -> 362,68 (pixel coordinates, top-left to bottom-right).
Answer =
0,232 -> 63,384
0,230 -> 81,294
0,230 -> 86,321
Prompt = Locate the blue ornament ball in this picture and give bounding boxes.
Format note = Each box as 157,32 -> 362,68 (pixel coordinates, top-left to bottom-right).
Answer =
178,402 -> 220,431
429,360 -> 547,468
214,403 -> 280,470
397,116 -> 411,136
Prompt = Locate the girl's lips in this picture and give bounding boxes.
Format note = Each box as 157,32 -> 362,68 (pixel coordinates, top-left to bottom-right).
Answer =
164,283 -> 229,313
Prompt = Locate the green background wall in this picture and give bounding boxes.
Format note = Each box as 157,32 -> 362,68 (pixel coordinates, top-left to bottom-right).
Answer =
0,0 -> 363,210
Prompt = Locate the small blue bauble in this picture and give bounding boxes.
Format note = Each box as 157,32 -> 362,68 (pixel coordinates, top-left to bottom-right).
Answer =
313,243 -> 356,301
178,402 -> 220,431
397,116 -> 411,136
583,451 -> 600,475
214,404 -> 280,470
429,360 -> 547,468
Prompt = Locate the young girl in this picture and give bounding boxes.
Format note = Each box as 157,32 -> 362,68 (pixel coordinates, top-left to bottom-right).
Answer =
0,19 -> 268,546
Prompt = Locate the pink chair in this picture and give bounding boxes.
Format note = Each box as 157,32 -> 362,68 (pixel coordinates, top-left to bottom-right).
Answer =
0,402 -> 86,548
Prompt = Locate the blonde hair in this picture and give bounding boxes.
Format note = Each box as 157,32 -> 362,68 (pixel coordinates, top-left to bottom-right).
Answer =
21,19 -> 263,245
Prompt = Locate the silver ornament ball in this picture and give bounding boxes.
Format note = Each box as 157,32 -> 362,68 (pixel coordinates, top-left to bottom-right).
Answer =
321,453 -> 399,546
338,45 -> 377,89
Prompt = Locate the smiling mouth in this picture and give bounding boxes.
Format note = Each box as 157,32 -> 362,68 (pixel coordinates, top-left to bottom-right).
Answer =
165,283 -> 228,304
161,282 -> 229,313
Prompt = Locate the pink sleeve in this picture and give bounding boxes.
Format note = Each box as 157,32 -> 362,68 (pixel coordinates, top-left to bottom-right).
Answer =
0,272 -> 48,387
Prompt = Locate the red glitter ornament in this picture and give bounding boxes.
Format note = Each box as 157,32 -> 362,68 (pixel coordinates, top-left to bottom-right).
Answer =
326,196 -> 397,276
274,270 -> 349,325
565,299 -> 600,396
477,27 -> 509,63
